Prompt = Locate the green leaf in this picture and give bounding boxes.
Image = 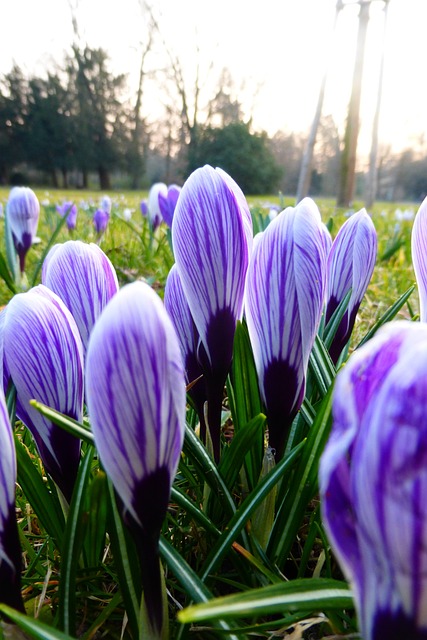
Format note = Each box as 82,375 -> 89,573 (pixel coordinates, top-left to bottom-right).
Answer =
321,289 -> 352,349
58,446 -> 95,636
308,334 -> 336,397
199,439 -> 305,583
170,485 -> 220,537
177,578 -> 353,623
267,386 -> 334,567
83,470 -> 109,568
0,604 -> 74,640
14,433 -> 65,548
0,250 -> 17,294
356,283 -> 416,349
29,400 -> 94,445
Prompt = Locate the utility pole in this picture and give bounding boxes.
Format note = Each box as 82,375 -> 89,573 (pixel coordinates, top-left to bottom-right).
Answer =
296,0 -> 343,204
365,0 -> 390,209
337,0 -> 371,208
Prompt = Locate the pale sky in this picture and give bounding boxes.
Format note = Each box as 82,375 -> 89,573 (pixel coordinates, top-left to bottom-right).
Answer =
2,0 -> 426,164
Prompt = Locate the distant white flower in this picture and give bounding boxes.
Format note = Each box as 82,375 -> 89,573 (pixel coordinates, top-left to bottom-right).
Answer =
123,208 -> 132,221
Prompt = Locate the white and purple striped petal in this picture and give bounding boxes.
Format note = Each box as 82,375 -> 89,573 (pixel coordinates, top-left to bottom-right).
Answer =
325,209 -> 377,364
42,241 -> 119,356
6,186 -> 40,273
3,285 -> 84,502
148,182 -> 168,230
0,387 -> 23,610
86,280 -> 186,528
244,197 -> 326,457
158,184 -> 181,227
320,321 -> 427,640
411,196 -> 427,322
172,165 -> 252,378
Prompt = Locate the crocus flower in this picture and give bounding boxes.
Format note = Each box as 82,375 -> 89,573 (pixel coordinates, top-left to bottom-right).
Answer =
411,196 -> 427,321
320,321 -> 427,640
140,199 -> 148,217
324,208 -> 377,364
2,285 -> 84,503
158,184 -> 181,227
164,264 -> 207,434
0,386 -> 24,611
86,281 -> 186,637
56,201 -> 78,231
148,182 -> 168,230
42,241 -> 119,356
100,195 -> 112,214
93,208 -> 110,240
244,197 -> 326,458
172,165 -> 252,460
6,186 -> 40,273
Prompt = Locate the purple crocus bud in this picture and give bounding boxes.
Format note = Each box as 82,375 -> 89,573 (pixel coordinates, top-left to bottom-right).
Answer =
164,264 -> 206,434
0,387 -> 24,611
100,195 -> 112,214
42,241 -> 119,356
324,209 -> 377,364
411,196 -> 427,321
86,280 -> 186,637
2,285 -> 84,503
56,201 -> 78,231
140,199 -> 148,217
172,164 -> 252,460
93,208 -> 110,239
320,321 -> 427,640
6,186 -> 40,273
158,184 -> 181,227
148,182 -> 167,230
244,197 -> 326,458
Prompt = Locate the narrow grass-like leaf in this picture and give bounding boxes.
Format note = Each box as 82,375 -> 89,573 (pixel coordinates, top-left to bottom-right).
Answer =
0,604 -> 74,640
0,251 -> 17,294
267,387 -> 334,567
30,400 -> 94,445
80,591 -> 123,640
159,537 -> 240,640
321,289 -> 352,349
200,440 -> 305,582
83,469 -> 108,569
14,433 -> 65,547
308,334 -> 336,396
177,578 -> 353,623
58,446 -> 94,636
355,283 -> 416,349
170,486 -> 220,537
106,479 -> 141,640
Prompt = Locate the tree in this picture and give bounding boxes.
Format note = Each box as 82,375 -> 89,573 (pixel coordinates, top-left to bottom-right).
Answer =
0,66 -> 28,183
187,122 -> 282,194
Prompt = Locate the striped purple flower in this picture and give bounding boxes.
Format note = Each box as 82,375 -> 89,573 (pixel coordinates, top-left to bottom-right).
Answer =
6,186 -> 40,273
148,182 -> 168,230
42,241 -> 119,357
325,209 -> 377,364
320,321 -> 427,640
56,201 -> 78,231
172,165 -> 252,459
411,196 -> 427,322
158,184 -> 181,227
244,197 -> 326,458
0,387 -> 24,611
2,285 -> 84,503
164,264 -> 206,434
86,280 -> 186,636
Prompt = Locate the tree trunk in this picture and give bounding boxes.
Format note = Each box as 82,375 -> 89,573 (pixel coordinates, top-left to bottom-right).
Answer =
337,0 -> 371,208
98,166 -> 111,191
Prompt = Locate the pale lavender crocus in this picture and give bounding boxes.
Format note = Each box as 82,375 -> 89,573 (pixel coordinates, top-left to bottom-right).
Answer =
56,201 -> 78,231
2,285 -> 84,503
320,321 -> 427,640
42,241 -> 119,356
93,208 -> 110,240
164,264 -> 206,434
148,182 -> 167,230
324,208 -> 377,364
411,196 -> 427,322
0,386 -> 24,611
172,165 -> 252,460
158,184 -> 181,227
86,281 -> 186,637
6,186 -> 40,273
100,195 -> 112,215
244,197 -> 327,458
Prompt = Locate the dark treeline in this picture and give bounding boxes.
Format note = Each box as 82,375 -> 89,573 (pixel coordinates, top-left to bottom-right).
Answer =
1,46 -> 427,201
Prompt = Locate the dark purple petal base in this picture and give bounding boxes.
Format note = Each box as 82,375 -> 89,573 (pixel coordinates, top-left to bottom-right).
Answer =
373,608 -> 427,640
